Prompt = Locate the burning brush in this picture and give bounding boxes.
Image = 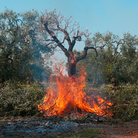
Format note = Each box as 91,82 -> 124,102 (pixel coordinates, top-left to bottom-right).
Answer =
38,66 -> 112,118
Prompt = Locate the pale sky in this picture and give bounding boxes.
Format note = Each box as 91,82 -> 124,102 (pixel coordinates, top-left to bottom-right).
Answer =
0,0 -> 138,63
0,0 -> 138,36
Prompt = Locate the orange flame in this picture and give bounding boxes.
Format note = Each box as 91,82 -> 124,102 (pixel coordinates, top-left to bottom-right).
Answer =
38,67 -> 112,117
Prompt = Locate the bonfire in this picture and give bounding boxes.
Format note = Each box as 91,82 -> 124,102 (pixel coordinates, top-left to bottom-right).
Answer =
38,66 -> 112,118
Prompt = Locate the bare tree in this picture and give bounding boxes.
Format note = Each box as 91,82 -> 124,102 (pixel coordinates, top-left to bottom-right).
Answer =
38,10 -> 98,77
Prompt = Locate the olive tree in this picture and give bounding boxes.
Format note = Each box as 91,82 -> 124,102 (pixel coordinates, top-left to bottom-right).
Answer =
38,10 -> 99,77
0,9 -> 52,83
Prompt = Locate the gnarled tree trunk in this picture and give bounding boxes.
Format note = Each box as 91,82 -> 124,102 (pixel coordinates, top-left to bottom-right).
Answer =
68,57 -> 77,77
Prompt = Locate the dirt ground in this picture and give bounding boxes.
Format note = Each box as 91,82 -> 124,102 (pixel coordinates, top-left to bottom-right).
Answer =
91,120 -> 138,138
67,120 -> 138,138
0,117 -> 137,138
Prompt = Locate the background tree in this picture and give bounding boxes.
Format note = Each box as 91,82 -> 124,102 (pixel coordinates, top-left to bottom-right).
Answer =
112,33 -> 138,84
0,10 -> 24,82
78,32 -> 138,86
0,9 -> 52,83
22,10 -> 53,82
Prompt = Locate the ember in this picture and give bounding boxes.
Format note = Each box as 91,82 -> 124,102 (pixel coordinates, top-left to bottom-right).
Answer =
38,67 -> 112,118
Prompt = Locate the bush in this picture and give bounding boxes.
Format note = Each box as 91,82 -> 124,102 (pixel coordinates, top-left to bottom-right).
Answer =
0,81 -> 45,117
101,84 -> 138,121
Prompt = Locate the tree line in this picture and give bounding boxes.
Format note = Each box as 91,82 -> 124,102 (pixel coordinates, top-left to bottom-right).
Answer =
78,32 -> 138,86
0,9 -> 137,86
0,9 -> 52,84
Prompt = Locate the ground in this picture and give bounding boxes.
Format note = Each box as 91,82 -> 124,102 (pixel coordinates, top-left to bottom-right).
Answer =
0,117 -> 137,138
90,120 -> 138,138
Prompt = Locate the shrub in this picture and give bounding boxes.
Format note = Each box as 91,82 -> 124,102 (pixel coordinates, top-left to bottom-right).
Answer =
101,84 -> 138,121
0,81 -> 45,116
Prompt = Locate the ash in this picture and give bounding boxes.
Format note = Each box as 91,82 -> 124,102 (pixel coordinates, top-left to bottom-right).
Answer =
0,118 -> 79,137
0,115 -> 111,137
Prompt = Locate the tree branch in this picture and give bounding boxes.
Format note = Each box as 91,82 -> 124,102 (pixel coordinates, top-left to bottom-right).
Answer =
114,39 -> 123,55
76,46 -> 98,62
44,22 -> 70,57
56,24 -> 72,49
45,41 -> 55,47
69,31 -> 81,51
